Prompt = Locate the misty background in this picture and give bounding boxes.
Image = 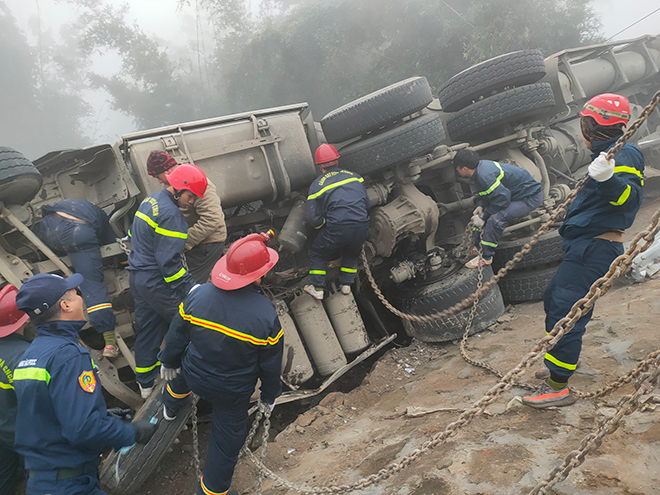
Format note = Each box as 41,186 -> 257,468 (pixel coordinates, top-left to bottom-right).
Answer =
2,0 -> 659,160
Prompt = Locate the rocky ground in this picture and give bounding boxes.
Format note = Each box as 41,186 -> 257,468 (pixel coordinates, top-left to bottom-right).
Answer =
140,202 -> 660,495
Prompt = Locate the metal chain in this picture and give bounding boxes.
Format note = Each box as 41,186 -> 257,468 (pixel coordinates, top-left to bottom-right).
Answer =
529,352 -> 660,494
115,237 -> 131,255
191,394 -> 202,482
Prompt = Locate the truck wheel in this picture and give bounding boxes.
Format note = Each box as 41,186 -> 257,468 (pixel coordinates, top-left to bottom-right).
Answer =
0,147 -> 43,205
497,263 -> 559,304
100,390 -> 197,494
446,83 -> 555,142
320,77 -> 433,144
438,50 -> 546,112
391,264 -> 505,343
492,230 -> 564,271
339,114 -> 445,175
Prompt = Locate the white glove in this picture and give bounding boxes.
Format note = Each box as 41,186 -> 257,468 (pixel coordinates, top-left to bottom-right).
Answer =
160,365 -> 180,382
472,206 -> 483,216
471,214 -> 485,229
588,152 -> 615,182
258,398 -> 275,413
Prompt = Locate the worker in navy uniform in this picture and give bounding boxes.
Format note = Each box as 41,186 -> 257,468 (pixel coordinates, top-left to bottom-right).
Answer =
304,144 -> 370,300
454,149 -> 544,269
127,163 -> 208,399
524,93 -> 644,408
37,198 -> 120,358
13,273 -> 156,495
158,232 -> 283,495
0,285 -> 31,495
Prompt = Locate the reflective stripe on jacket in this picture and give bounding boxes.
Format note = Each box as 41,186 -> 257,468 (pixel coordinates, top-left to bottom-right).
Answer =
0,334 -> 30,448
306,166 -> 369,229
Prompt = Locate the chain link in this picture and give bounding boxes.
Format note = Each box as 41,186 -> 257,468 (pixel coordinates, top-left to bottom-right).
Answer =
115,237 -> 131,255
191,394 -> 202,482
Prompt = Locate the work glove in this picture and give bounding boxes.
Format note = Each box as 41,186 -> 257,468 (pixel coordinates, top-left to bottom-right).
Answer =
471,213 -> 485,229
472,206 -> 483,216
160,365 -> 181,382
588,152 -> 615,182
133,420 -> 158,445
258,398 -> 275,413
107,408 -> 133,421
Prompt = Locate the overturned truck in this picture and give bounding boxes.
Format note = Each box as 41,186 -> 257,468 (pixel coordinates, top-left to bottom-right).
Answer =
0,34 -> 659,492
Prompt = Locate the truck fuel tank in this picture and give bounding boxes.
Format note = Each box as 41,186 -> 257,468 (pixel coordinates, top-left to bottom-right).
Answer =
276,301 -> 314,387
324,290 -> 370,354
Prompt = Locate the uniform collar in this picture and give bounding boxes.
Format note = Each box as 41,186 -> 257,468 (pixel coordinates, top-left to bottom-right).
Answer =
590,136 -> 620,159
36,320 -> 87,340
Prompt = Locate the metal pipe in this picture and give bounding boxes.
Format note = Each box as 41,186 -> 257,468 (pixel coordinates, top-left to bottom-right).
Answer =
109,197 -> 136,238
528,149 -> 551,199
503,216 -> 544,234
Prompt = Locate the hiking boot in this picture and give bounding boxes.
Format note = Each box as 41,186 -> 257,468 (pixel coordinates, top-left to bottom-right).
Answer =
340,285 -> 351,295
102,345 -> 120,359
522,382 -> 576,409
139,384 -> 154,400
163,404 -> 177,421
304,285 -> 324,300
465,255 -> 493,269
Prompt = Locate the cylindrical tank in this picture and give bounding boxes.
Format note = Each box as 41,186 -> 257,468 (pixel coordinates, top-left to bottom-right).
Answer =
276,301 -> 314,386
279,200 -> 309,253
290,293 -> 347,376
324,291 -> 370,354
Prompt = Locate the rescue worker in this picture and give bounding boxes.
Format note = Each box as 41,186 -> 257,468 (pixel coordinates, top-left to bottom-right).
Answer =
158,232 -> 283,495
523,93 -> 644,408
0,285 -> 30,495
128,163 -> 208,399
146,150 -> 227,283
37,198 -> 120,358
454,149 -> 544,268
13,273 -> 156,495
304,144 -> 370,300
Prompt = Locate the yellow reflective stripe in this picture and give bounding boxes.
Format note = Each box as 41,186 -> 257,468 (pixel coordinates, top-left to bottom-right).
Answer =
340,267 -> 357,273
481,240 -> 498,247
167,383 -> 192,399
614,166 -> 644,185
87,303 -> 113,313
309,270 -> 326,275
544,353 -> 578,371
135,361 -> 161,374
315,218 -> 326,230
200,476 -> 228,495
164,268 -> 187,283
13,367 -> 51,385
0,382 -> 14,390
135,211 -> 187,239
307,177 -> 364,200
179,303 -> 283,346
610,184 -> 632,206
478,162 -> 504,196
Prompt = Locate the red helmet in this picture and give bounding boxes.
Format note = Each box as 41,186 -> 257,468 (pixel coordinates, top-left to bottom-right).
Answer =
212,233 -> 279,290
580,93 -> 631,127
0,285 -> 29,338
315,144 -> 340,166
166,163 -> 208,198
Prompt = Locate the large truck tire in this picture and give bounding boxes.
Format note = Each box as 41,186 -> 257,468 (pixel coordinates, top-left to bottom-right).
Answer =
438,50 -> 546,112
492,230 -> 564,271
391,265 -> 505,343
446,83 -> 555,142
100,390 -> 197,494
0,147 -> 43,205
497,264 -> 559,304
339,114 -> 445,175
320,77 -> 434,144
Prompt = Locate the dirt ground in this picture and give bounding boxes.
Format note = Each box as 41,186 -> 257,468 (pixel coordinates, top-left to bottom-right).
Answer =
139,202 -> 660,495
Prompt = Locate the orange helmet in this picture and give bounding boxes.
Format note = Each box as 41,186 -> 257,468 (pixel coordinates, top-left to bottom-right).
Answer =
580,93 -> 631,127
314,144 -> 340,166
166,163 -> 208,198
211,233 -> 279,290
0,285 -> 29,338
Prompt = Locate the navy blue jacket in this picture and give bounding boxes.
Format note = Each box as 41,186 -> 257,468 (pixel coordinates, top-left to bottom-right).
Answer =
307,166 -> 369,230
128,189 -> 194,294
474,160 -> 543,218
13,321 -> 135,471
0,333 -> 30,449
158,284 -> 283,403
41,199 -> 116,245
559,138 -> 644,243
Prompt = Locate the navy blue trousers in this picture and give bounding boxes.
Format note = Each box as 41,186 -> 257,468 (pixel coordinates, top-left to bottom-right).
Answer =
38,215 -> 116,334
163,373 -> 250,495
129,270 -> 181,387
543,238 -> 624,382
481,190 -> 544,259
308,222 -> 369,287
0,442 -> 22,495
26,462 -> 105,495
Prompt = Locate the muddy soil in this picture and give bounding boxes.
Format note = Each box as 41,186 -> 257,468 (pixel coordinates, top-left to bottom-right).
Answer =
137,203 -> 660,495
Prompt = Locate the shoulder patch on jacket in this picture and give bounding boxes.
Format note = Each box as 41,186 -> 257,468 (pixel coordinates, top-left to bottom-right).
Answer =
78,370 -> 96,393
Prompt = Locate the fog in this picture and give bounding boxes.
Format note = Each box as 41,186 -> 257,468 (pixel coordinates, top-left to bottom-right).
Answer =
2,0 -> 659,160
